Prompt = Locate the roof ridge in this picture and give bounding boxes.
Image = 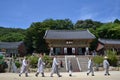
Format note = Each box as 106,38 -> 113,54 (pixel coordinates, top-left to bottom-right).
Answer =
44,30 -> 96,39
48,29 -> 87,32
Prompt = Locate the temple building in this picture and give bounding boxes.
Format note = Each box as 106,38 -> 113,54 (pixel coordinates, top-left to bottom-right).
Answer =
97,38 -> 120,55
0,41 -> 26,57
44,30 -> 95,55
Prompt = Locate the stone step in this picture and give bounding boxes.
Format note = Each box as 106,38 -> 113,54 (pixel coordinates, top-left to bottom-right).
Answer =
66,57 -> 80,72
57,56 -> 88,72
78,57 -> 88,72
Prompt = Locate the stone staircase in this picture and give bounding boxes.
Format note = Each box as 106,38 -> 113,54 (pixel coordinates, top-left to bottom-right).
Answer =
65,56 -> 80,72
57,55 -> 88,72
78,56 -> 88,72
57,57 -> 66,72
69,57 -> 80,72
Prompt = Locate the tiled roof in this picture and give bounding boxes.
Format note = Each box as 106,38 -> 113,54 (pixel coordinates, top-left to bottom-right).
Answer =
0,41 -> 23,49
98,38 -> 120,45
44,30 -> 95,39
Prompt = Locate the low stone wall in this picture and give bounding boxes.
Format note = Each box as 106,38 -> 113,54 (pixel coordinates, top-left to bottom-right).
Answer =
28,68 -> 51,73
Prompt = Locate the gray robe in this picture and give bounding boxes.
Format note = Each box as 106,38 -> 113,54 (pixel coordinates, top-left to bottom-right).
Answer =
37,58 -> 45,73
67,60 -> 72,75
87,59 -> 94,75
103,60 -> 109,69
103,59 -> 110,75
50,57 -> 61,77
51,57 -> 59,73
20,59 -> 28,73
67,60 -> 72,71
11,61 -> 17,73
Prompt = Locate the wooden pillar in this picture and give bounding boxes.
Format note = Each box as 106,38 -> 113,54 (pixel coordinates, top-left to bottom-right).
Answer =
61,47 -> 64,55
72,47 -> 75,55
75,47 -> 77,55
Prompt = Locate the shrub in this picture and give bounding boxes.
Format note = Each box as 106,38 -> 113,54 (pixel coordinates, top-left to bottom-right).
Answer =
93,56 -> 104,71
15,61 -> 21,68
28,54 -> 52,68
0,59 -> 6,72
28,56 -> 39,68
43,55 -> 52,68
106,50 -> 118,66
93,55 -> 104,65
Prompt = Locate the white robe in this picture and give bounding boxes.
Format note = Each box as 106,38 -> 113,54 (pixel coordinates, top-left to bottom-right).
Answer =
37,58 -> 45,73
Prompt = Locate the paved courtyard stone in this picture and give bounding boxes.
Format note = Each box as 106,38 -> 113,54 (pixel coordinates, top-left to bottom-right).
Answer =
0,71 -> 120,80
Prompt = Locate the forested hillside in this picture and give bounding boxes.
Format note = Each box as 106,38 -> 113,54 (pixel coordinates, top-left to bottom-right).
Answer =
0,27 -> 26,42
0,18 -> 120,54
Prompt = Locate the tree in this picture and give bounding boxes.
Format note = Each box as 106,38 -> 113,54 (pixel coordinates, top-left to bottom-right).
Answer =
114,19 -> 120,24
0,27 -> 25,42
24,22 -> 48,53
42,19 -> 73,29
74,19 -> 102,29
97,23 -> 120,39
0,33 -> 25,42
24,19 -> 74,54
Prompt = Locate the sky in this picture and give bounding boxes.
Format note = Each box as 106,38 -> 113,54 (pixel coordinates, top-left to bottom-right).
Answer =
0,0 -> 120,29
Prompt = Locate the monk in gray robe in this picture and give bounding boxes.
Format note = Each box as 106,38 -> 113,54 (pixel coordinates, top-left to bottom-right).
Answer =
87,57 -> 94,76
35,53 -> 45,77
103,56 -> 110,76
67,60 -> 72,76
19,57 -> 28,77
50,56 -> 61,77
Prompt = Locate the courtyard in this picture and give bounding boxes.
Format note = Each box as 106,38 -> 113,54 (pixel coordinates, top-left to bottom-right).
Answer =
0,71 -> 120,80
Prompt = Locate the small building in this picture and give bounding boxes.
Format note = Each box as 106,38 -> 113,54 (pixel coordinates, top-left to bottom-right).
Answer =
44,30 -> 95,55
96,38 -> 120,55
0,41 -> 26,57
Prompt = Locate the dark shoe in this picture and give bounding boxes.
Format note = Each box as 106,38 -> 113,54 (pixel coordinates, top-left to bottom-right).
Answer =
108,74 -> 110,76
35,74 -> 38,77
50,76 -> 53,77
87,73 -> 89,76
104,74 -> 107,76
35,73 -> 39,77
19,74 -> 21,77
25,75 -> 28,77
58,75 -> 62,77
69,74 -> 72,77
42,75 -> 45,77
25,73 -> 28,77
92,74 -> 94,76
42,73 -> 45,77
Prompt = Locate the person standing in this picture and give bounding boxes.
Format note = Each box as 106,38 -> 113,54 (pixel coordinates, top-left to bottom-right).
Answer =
50,55 -> 61,77
19,57 -> 28,77
60,60 -> 63,68
87,57 -> 94,76
11,59 -> 17,73
7,59 -> 12,72
103,56 -> 110,76
35,53 -> 45,77
67,60 -> 73,76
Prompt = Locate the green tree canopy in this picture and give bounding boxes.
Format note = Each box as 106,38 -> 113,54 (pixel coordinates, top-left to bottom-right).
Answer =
97,23 -> 120,39
24,19 -> 74,54
74,19 -> 102,29
0,27 -> 25,42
